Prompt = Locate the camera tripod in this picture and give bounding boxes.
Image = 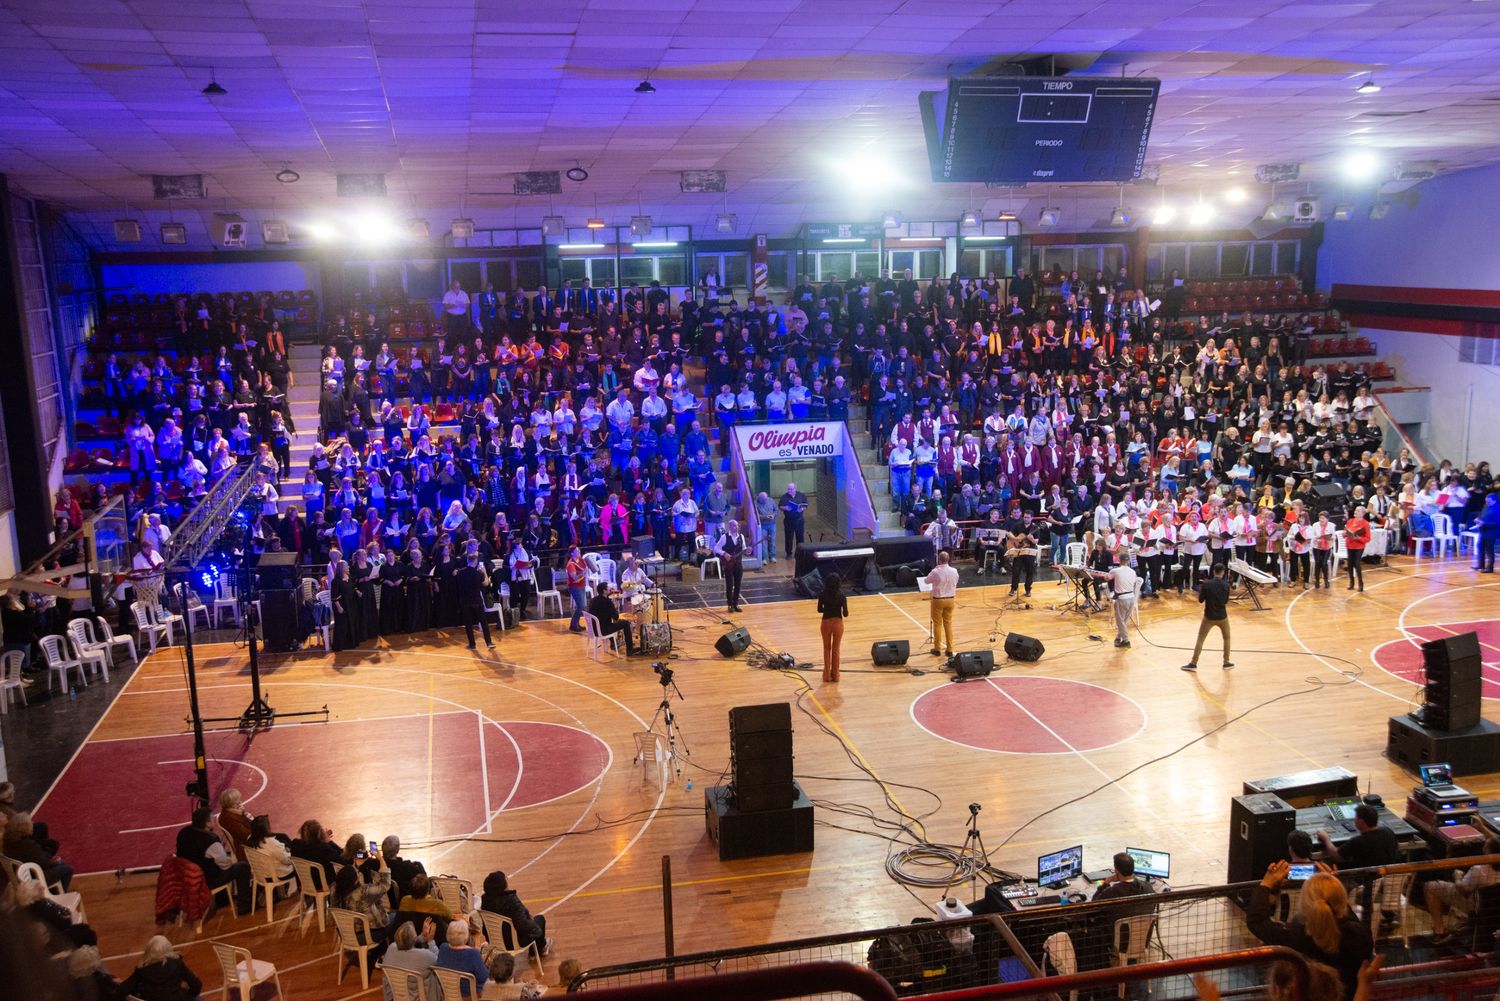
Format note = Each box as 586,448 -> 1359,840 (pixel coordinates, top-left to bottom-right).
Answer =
648,668 -> 689,780
950,802 -> 994,897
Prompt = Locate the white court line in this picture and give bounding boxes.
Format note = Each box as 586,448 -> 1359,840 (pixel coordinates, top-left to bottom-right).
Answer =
477,709 -> 493,832
117,759 -> 270,834
1283,564 -> 1489,706
980,676 -> 1194,856
908,676 -> 1149,757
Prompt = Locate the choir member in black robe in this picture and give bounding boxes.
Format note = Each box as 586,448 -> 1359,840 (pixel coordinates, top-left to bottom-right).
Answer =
379,550 -> 406,635
404,547 -> 432,632
352,548 -> 379,641
331,560 -> 357,651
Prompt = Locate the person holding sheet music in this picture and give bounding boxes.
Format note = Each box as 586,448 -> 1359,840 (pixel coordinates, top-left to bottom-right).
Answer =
779,483 -> 807,559
1287,511 -> 1314,587
1310,511 -> 1336,589
713,519 -> 749,613
1179,509 -> 1208,590
1344,506 -> 1371,592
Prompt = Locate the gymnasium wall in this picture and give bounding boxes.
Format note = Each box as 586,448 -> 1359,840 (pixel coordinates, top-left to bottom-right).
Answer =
99,259 -> 321,298
1318,162 -> 1500,465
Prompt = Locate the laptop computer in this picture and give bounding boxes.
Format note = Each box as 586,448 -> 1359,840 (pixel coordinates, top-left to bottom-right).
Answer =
1421,762 -> 1462,796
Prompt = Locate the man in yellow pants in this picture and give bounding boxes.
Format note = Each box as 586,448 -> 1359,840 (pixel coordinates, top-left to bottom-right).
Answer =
923,551 -> 960,658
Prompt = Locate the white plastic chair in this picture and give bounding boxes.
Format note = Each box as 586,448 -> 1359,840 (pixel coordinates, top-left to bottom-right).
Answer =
431,875 -> 476,916
1110,914 -> 1159,996
290,856 -> 331,932
67,619 -> 112,675
67,630 -> 110,684
1362,872 -> 1414,946
330,907 -> 380,989
379,962 -> 432,1001
696,534 -> 722,579
1460,523 -> 1482,556
38,634 -> 87,694
1065,542 -> 1087,567
1042,931 -> 1080,1001
131,601 -> 170,652
1433,513 -> 1459,558
213,577 -> 243,628
244,845 -> 297,924
632,731 -> 670,788
95,617 -> 138,665
478,909 -> 544,976
1331,529 -> 1347,580
595,554 -> 617,587
432,967 -> 477,1001
583,611 -> 623,660
183,593 -> 213,633
535,571 -> 563,617
17,861 -> 86,923
153,601 -> 185,643
212,941 -> 283,1000
0,650 -> 27,713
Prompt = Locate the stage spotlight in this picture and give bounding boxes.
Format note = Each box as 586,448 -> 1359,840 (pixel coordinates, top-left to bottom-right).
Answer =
541,215 -> 565,236
449,218 -> 474,239
715,213 -> 737,233
1332,204 -> 1354,221
836,156 -> 904,195
585,217 -> 606,229
406,218 -> 430,240
960,209 -> 980,227
1152,204 -> 1176,225
1188,202 -> 1215,226
1038,207 -> 1060,227
1369,201 -> 1391,220
1356,75 -> 1381,94
1224,187 -> 1248,204
304,220 -> 338,242
1109,206 -> 1130,227
354,210 -> 399,244
635,79 -> 656,94
630,215 -> 653,237
881,210 -> 903,228
1344,150 -> 1382,181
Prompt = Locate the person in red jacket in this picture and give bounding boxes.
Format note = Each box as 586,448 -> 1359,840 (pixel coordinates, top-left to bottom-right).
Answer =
1344,505 -> 1372,592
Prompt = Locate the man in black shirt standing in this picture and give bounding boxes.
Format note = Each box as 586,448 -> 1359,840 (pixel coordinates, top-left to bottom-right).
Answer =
1182,562 -> 1233,672
457,554 -> 494,650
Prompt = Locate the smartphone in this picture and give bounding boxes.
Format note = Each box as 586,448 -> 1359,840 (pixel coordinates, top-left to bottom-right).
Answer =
355,850 -> 367,860
1288,863 -> 1315,881
368,841 -> 379,856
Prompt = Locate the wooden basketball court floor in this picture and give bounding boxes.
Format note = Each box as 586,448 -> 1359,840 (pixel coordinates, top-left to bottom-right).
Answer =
37,559 -> 1500,998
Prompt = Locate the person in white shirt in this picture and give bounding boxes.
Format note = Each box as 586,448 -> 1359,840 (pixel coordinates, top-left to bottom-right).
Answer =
925,510 -> 963,551
1231,502 -> 1258,563
604,388 -> 635,435
1287,510 -> 1314,588
142,513 -> 172,552
1309,510 -> 1337,588
1425,835 -> 1500,938
1179,510 -> 1209,588
1105,552 -> 1139,648
1093,493 -> 1116,539
441,280 -> 471,339
923,551 -> 960,658
132,538 -> 165,575
639,387 -> 669,430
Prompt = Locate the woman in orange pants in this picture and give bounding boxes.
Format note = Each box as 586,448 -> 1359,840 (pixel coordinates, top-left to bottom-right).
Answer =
817,574 -> 849,682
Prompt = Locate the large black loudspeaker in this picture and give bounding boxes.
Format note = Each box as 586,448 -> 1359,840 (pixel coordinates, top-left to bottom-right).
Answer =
1423,632 -> 1482,731
1311,483 -> 1347,512
871,640 -> 910,666
254,551 -> 299,591
1228,793 -> 1296,887
705,783 -> 814,860
259,589 -> 299,653
1387,714 -> 1500,776
1004,633 -> 1045,662
952,651 -> 995,679
729,703 -> 794,813
715,627 -> 751,658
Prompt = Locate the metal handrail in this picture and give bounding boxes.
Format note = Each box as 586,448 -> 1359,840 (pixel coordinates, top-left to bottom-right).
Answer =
922,947 -> 1311,1001
567,961 -> 898,1000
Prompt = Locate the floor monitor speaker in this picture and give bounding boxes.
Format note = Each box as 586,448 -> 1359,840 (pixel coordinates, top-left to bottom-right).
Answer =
952,650 -> 995,679
716,627 -> 751,657
1004,633 -> 1045,662
871,640 -> 910,666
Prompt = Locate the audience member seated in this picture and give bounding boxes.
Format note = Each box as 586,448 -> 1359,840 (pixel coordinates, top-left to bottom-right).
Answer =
292,818 -> 343,881
1247,861 -> 1373,1001
175,807 -> 251,915
481,870 -> 551,955
4,812 -> 72,891
435,917 -> 489,995
244,814 -> 295,878
1423,835 -> 1500,941
118,934 -> 204,1001
14,878 -> 97,951
396,873 -> 455,927
331,855 -> 394,968
215,787 -> 253,860
481,950 -> 545,999
383,834 -> 428,906
382,918 -> 441,1001
68,944 -> 122,1000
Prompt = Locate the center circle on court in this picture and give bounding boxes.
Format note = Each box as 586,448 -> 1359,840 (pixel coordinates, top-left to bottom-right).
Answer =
910,675 -> 1147,754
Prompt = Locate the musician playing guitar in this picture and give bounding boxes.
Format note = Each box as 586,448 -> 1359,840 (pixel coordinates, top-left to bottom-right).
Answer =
713,518 -> 750,613
1005,510 -> 1040,597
